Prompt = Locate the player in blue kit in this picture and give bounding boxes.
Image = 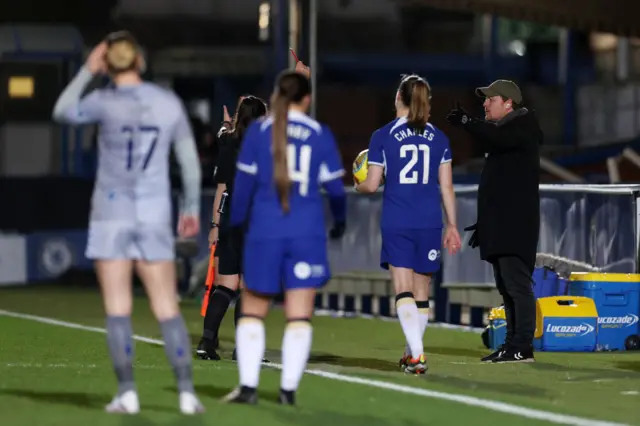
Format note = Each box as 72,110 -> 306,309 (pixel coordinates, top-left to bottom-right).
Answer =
52,32 -> 204,414
356,74 -> 461,374
222,70 -> 346,405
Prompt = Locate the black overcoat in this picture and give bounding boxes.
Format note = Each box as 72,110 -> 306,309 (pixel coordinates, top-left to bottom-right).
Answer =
462,108 -> 542,269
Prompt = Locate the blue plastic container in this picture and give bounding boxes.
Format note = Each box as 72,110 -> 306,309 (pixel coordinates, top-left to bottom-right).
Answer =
533,267 -> 568,298
568,273 -> 640,351
488,319 -> 507,350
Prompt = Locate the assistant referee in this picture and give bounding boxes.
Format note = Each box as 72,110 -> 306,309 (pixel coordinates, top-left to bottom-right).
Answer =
197,96 -> 268,361
446,80 -> 542,364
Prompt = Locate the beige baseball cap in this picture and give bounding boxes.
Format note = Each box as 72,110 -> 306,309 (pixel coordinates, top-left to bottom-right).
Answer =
475,80 -> 522,104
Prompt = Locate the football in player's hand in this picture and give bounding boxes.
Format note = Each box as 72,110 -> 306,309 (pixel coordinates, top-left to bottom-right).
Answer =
353,149 -> 385,186
352,149 -> 369,185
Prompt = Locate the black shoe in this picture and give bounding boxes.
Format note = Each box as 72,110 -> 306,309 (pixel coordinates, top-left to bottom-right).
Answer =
278,389 -> 296,405
196,338 -> 221,360
195,339 -> 206,357
231,348 -> 270,363
492,347 -> 535,363
481,346 -> 508,363
222,386 -> 258,404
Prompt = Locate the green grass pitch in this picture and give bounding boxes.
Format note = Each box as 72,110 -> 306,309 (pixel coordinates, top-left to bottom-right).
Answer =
0,284 -> 638,426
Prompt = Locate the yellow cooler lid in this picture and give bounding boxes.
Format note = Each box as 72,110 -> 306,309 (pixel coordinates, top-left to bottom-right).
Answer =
569,272 -> 640,282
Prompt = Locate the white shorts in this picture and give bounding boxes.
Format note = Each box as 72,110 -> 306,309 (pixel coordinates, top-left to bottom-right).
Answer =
86,221 -> 175,261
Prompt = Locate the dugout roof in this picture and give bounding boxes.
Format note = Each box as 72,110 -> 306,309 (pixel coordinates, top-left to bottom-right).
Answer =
398,0 -> 640,37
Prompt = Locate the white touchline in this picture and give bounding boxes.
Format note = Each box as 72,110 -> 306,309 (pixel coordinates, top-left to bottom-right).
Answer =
0,309 -> 629,426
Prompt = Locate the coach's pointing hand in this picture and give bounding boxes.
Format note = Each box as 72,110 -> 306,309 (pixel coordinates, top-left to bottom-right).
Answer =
445,102 -> 472,128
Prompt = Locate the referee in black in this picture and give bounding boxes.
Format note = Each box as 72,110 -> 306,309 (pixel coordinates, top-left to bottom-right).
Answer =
196,95 -> 268,361
446,80 -> 542,363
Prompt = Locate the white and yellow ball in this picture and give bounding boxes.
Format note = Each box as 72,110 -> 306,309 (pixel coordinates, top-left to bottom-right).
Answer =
352,149 -> 369,184
353,149 -> 385,186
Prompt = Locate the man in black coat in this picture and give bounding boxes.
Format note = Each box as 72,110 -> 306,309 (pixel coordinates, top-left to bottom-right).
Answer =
446,80 -> 542,363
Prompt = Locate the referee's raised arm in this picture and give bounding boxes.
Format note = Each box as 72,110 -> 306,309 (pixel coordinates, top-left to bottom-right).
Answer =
446,79 -> 542,364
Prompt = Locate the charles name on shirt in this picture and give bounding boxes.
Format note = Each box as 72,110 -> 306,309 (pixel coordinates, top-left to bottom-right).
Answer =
392,127 -> 435,143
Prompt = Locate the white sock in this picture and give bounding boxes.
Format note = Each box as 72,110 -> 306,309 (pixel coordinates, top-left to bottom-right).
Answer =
280,320 -> 313,392
396,293 -> 423,358
405,301 -> 429,354
236,317 -> 265,388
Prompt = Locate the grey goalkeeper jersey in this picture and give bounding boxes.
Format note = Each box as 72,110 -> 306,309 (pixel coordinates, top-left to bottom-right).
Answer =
52,67 -> 201,225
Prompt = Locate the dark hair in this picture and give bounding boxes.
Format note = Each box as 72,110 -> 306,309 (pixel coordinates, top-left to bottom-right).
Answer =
232,95 -> 267,141
270,70 -> 312,213
232,94 -> 254,116
500,95 -> 522,109
398,74 -> 432,131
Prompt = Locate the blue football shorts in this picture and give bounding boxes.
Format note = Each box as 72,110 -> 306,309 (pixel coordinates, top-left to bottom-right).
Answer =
380,228 -> 442,274
242,237 -> 330,295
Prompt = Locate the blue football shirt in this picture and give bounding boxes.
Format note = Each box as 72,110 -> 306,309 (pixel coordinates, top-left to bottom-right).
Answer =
367,116 -> 452,230
229,110 -> 346,240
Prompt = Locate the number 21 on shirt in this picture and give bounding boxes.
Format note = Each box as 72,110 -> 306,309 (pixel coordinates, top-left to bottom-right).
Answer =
399,144 -> 430,184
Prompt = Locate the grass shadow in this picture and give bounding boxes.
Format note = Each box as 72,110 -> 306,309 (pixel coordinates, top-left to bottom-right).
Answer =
165,384 -> 281,403
613,361 -> 640,373
308,353 -> 399,372
0,388 -> 173,413
188,333 -> 234,347
271,406 -> 426,426
529,360 -> 640,381
307,352 -> 547,399
424,372 -> 548,398
427,346 -> 488,358
188,385 -> 426,426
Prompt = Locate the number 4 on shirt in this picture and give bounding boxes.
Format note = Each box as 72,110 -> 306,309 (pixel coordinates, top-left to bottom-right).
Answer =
287,144 -> 312,196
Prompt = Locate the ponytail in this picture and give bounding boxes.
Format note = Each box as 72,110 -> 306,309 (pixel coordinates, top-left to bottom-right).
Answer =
407,81 -> 430,131
271,93 -> 291,213
270,70 -> 311,214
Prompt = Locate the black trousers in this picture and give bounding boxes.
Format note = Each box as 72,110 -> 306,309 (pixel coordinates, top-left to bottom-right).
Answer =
491,255 -> 536,350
